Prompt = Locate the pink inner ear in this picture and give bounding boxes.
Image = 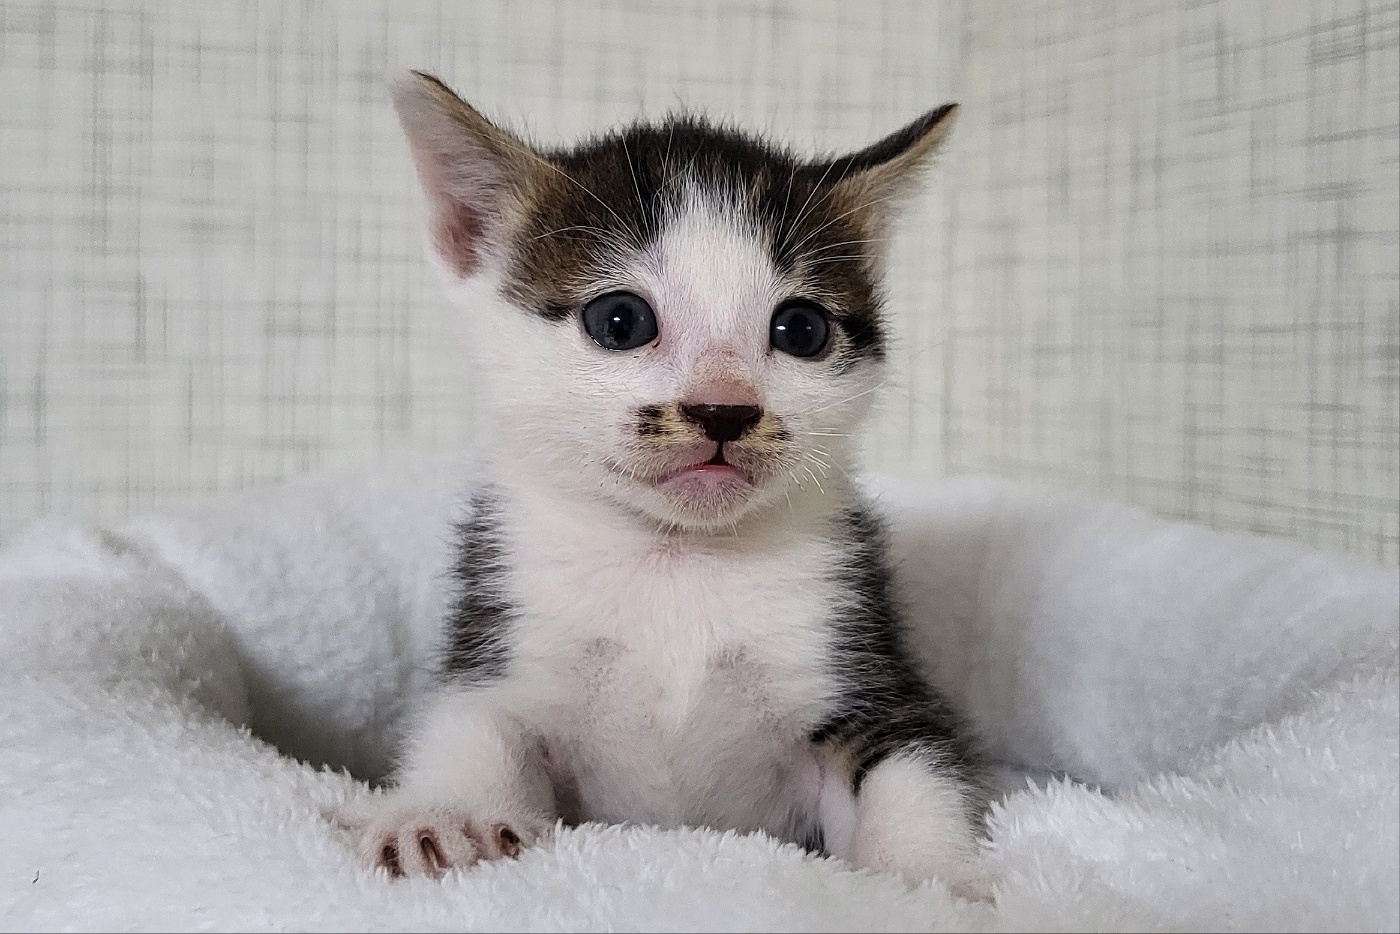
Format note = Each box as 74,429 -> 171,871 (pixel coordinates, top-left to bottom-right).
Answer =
433,199 -> 484,277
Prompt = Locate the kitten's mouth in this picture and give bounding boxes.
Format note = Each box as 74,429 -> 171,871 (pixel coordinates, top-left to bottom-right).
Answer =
654,443 -> 754,502
674,443 -> 748,478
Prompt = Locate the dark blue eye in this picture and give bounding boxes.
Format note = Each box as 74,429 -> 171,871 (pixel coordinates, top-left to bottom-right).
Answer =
582,291 -> 659,351
770,301 -> 831,358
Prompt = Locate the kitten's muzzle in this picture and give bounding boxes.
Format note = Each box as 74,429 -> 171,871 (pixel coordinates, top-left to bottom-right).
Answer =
679,404 -> 762,443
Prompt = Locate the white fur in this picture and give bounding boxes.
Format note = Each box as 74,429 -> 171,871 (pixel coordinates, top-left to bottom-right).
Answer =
472,479 -> 837,836
438,190 -> 879,529
359,193 -> 969,880
850,752 -> 986,898
816,761 -> 859,858
1,464 -> 1395,930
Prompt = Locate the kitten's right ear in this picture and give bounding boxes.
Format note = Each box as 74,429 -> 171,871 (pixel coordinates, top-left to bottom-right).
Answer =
392,71 -> 541,277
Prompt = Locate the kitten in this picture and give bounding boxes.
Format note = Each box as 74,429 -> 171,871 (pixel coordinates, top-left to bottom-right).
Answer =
339,71 -> 986,895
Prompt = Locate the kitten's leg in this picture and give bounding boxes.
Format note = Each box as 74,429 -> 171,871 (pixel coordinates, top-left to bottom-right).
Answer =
337,686 -> 555,878
817,739 -> 989,899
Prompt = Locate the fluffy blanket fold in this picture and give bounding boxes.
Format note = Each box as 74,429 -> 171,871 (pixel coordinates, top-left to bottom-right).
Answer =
1,460 -> 1395,932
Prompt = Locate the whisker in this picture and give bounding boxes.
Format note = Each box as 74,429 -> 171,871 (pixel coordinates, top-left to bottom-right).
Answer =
655,123 -> 678,205
529,224 -> 612,241
802,446 -> 852,481
776,161 -> 799,248
521,151 -> 639,250
786,194 -> 896,257
780,159 -> 839,251
803,237 -> 890,256
797,254 -> 870,267
804,381 -> 886,416
799,464 -> 826,495
622,136 -> 648,220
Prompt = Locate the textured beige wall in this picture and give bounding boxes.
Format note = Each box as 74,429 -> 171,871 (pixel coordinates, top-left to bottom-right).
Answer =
1,0 -> 1396,562
932,0 -> 1399,563
0,0 -> 961,530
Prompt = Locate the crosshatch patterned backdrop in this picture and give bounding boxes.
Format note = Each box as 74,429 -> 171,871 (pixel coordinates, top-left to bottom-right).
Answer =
1,0 -> 1397,563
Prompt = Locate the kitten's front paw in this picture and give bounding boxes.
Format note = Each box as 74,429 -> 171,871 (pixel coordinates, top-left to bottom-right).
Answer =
335,798 -> 549,879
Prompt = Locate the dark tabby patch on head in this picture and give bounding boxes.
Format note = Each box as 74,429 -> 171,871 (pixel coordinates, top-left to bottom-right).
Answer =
394,73 -> 956,361
810,503 -> 984,796
504,118 -> 893,362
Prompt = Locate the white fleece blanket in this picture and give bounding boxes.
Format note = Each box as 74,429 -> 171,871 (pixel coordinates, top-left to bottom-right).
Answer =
1,459 -> 1396,932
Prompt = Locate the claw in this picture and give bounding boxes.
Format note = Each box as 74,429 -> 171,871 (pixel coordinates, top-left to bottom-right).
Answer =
417,829 -> 447,874
379,839 -> 404,878
337,800 -> 546,879
492,822 -> 523,858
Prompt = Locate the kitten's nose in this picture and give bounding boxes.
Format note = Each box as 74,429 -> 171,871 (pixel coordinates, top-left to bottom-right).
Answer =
680,403 -> 762,443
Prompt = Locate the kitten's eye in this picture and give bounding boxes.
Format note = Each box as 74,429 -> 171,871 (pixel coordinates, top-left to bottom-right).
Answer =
770,301 -> 831,358
582,291 -> 659,351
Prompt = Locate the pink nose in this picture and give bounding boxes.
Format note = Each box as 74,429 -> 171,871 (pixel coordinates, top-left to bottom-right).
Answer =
685,378 -> 759,408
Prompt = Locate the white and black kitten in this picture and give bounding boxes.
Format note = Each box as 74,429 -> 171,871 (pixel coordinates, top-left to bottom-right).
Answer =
339,71 -> 986,895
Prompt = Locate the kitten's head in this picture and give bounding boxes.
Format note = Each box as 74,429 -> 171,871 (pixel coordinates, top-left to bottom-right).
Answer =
395,72 -> 956,531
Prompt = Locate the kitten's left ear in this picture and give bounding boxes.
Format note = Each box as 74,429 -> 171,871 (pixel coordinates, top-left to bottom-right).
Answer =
824,103 -> 959,204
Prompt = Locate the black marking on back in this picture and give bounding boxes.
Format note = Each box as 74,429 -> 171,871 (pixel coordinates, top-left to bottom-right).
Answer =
811,503 -> 980,792
443,488 -> 515,684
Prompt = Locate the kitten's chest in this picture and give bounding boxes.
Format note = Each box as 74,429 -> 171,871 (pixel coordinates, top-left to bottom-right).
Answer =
501,528 -> 840,830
